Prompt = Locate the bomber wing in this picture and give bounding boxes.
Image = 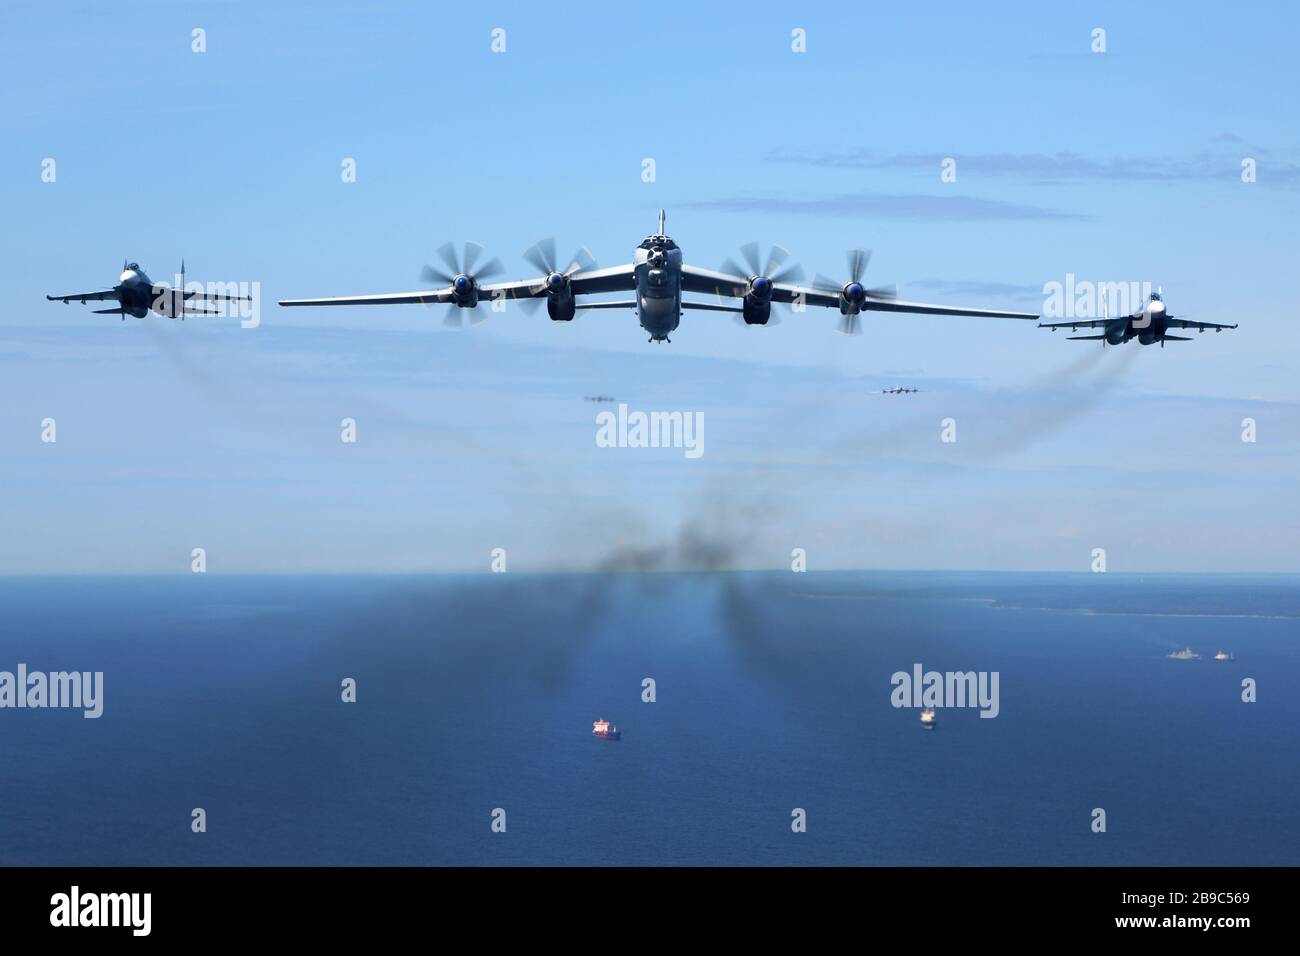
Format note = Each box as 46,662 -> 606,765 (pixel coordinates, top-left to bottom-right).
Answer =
281,264 -> 637,309
682,266 -> 1036,319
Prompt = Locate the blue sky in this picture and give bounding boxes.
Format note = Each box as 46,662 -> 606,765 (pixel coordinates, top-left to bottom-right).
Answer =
1,0 -> 1297,573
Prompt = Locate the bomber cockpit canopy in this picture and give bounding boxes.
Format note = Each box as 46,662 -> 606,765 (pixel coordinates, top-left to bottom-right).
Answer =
638,237 -> 676,251
125,262 -> 141,272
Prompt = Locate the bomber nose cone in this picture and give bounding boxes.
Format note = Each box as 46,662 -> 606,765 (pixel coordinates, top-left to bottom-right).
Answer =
454,275 -> 470,291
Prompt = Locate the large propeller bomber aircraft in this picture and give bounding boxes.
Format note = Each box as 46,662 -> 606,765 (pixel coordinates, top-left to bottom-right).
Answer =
278,210 -> 1042,343
46,260 -> 250,319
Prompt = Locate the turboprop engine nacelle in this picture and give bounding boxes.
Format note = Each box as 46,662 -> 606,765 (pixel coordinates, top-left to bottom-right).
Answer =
547,291 -> 576,322
742,276 -> 774,325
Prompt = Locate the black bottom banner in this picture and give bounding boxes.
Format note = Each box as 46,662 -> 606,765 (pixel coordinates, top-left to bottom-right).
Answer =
0,866 -> 1282,941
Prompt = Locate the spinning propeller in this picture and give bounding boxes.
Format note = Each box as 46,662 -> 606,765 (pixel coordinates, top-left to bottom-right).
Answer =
721,242 -> 803,326
810,248 -> 897,335
518,238 -> 597,314
418,241 -> 505,328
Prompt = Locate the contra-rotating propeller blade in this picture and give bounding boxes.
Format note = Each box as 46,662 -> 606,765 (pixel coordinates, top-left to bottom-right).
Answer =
720,242 -> 804,287
420,241 -> 505,288
519,238 -> 597,314
416,241 -> 504,328
442,303 -> 489,329
811,248 -> 899,335
721,242 -> 803,327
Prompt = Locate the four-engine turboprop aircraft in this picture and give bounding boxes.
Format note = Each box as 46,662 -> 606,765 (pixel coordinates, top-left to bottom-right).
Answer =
1038,291 -> 1236,346
46,260 -> 250,319
279,211 -> 1039,343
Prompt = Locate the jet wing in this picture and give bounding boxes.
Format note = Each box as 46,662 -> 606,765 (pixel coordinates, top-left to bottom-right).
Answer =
182,289 -> 252,302
1038,318 -> 1113,330
147,285 -> 252,306
47,288 -> 120,304
1164,317 -> 1238,332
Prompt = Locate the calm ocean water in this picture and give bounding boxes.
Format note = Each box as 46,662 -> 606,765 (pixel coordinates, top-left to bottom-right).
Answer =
0,572 -> 1295,866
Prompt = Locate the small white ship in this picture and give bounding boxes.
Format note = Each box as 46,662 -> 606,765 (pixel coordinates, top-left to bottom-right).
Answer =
1167,647 -> 1200,660
1213,651 -> 1235,662
919,707 -> 937,730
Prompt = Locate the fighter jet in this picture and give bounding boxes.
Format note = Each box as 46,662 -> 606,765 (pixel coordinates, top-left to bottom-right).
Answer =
46,260 -> 249,320
279,211 -> 1038,343
1038,290 -> 1236,346
881,386 -> 919,394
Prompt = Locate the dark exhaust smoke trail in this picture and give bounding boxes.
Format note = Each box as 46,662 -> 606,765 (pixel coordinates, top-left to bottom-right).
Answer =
141,318 -> 249,410
974,344 -> 1140,459
141,320 -> 509,460
556,348 -> 1130,575
543,343 -> 1145,662
833,343 -> 1136,462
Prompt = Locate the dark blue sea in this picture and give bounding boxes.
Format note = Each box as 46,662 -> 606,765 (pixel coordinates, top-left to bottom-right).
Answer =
0,572 -> 1295,866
